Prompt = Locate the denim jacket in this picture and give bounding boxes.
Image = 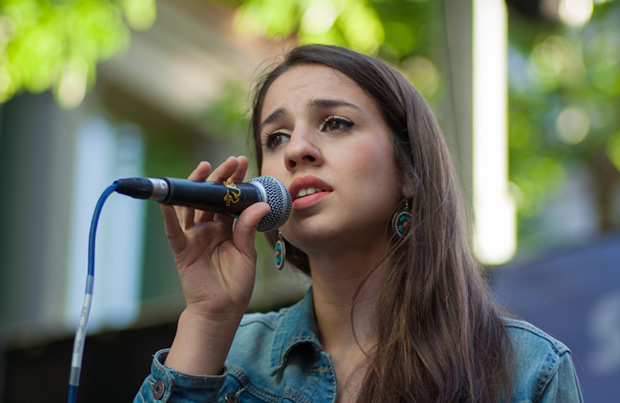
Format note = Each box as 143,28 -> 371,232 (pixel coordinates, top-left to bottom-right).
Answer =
135,289 -> 583,402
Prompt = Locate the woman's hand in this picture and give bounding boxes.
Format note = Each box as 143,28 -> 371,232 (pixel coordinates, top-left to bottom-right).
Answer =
162,156 -> 270,375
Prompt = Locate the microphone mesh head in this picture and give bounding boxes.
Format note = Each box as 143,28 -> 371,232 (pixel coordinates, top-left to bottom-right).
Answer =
249,176 -> 292,232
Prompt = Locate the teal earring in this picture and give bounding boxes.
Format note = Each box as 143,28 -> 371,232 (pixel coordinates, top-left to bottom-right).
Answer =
392,200 -> 412,238
274,231 -> 286,270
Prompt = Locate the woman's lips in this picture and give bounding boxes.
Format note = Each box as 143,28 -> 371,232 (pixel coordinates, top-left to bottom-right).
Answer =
292,190 -> 330,209
288,175 -> 333,209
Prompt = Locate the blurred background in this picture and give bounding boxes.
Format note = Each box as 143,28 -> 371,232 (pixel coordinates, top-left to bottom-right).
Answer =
1,0 -> 618,401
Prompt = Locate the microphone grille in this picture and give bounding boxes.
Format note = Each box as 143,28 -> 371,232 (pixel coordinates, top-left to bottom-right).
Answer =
250,176 -> 292,232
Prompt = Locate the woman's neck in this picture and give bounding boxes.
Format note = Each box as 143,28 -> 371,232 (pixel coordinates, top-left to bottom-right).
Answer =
308,246 -> 389,403
308,241 -> 388,357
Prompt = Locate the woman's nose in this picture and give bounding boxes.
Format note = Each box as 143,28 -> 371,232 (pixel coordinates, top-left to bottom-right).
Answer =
284,128 -> 322,171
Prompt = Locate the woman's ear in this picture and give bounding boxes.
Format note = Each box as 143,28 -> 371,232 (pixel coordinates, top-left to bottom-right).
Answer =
400,175 -> 415,200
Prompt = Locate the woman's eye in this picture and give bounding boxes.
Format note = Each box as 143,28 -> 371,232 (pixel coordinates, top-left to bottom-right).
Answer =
264,131 -> 288,150
321,116 -> 353,133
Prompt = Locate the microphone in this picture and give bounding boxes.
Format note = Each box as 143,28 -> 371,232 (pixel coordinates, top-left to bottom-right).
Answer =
114,176 -> 292,232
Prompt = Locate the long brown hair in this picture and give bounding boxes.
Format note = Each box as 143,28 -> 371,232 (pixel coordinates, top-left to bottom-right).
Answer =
251,44 -> 511,402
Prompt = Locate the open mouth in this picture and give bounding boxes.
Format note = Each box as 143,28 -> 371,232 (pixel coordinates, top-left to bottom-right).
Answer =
296,187 -> 327,199
289,176 -> 333,203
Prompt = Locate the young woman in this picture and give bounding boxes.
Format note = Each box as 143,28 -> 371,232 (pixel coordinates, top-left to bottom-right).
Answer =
135,45 -> 583,402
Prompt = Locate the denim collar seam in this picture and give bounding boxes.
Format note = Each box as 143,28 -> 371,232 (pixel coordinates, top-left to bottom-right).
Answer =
269,289 -> 320,375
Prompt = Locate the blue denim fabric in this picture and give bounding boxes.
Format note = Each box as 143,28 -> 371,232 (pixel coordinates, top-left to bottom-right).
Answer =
135,288 -> 583,402
503,318 -> 584,402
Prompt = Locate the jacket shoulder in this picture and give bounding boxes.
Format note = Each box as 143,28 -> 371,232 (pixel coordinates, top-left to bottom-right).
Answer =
503,318 -> 579,401
503,317 -> 571,356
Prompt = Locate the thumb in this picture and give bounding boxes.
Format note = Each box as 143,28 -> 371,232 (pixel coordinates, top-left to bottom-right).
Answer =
232,202 -> 271,254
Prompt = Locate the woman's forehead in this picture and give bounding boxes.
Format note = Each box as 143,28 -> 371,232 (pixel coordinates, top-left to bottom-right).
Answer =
260,64 -> 376,118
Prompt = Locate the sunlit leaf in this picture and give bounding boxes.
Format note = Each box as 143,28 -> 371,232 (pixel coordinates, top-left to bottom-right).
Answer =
0,0 -> 154,107
606,131 -> 620,173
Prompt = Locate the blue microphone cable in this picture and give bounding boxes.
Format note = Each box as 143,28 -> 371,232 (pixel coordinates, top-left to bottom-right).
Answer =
67,183 -> 119,403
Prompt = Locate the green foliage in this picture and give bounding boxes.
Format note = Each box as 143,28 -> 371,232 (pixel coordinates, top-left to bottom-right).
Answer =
233,0 -> 384,53
199,83 -> 252,144
507,1 -> 620,238
0,0 -> 156,108
232,0 -> 440,64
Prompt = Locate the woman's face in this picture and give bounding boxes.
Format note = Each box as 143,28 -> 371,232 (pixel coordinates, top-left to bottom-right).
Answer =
259,64 -> 403,255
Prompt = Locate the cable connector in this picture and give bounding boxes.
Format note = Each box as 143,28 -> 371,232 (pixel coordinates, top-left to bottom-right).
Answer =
114,177 -> 154,199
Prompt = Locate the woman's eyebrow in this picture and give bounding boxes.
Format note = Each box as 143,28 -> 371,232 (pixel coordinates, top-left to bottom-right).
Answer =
261,99 -> 362,128
309,98 -> 362,111
261,108 -> 287,128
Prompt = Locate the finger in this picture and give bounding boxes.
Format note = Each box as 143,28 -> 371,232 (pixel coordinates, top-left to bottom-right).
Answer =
207,156 -> 239,183
188,161 -> 211,181
197,156 -> 241,223
232,202 -> 271,256
161,204 -> 187,255
185,161 -> 215,225
230,156 -> 250,183
211,213 -> 235,227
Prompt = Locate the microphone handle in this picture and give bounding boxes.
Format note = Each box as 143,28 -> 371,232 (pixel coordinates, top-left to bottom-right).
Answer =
160,179 -> 263,216
114,175 -> 290,232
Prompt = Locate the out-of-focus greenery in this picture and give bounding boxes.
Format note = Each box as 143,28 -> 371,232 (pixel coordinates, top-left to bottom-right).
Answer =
234,0 -> 385,54
0,0 -> 156,108
507,1 -> 620,240
231,0 -> 444,102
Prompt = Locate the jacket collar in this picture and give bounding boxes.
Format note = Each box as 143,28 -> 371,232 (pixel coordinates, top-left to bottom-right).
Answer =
269,287 -> 323,376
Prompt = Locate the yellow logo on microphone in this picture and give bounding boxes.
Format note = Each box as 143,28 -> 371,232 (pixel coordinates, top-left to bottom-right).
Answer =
223,181 -> 241,206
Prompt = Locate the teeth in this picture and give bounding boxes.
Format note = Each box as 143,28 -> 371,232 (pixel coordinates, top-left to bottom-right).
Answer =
296,187 -> 323,198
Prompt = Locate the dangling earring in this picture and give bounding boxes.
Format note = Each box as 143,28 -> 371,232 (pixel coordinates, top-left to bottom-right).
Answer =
274,231 -> 286,270
392,200 -> 412,238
